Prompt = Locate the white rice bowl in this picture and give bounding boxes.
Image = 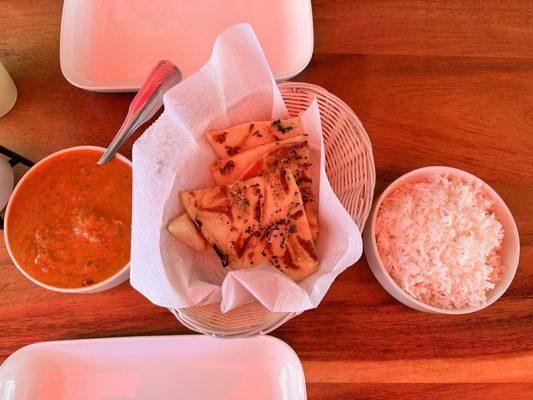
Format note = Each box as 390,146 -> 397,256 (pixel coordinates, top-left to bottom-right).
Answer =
363,166 -> 520,314
375,173 -> 503,309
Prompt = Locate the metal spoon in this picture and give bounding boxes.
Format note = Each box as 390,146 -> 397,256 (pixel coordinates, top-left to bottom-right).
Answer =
98,60 -> 183,164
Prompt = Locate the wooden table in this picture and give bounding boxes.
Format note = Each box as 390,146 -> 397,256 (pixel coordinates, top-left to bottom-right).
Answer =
1,1 -> 532,398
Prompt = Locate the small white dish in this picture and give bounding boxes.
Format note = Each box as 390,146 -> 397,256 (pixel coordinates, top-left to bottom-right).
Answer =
0,335 -> 306,400
0,157 -> 14,211
363,166 -> 520,314
60,0 -> 314,91
4,146 -> 131,294
0,62 -> 17,118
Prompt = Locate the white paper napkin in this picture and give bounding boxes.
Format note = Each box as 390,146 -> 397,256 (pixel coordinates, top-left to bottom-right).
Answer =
131,24 -> 362,313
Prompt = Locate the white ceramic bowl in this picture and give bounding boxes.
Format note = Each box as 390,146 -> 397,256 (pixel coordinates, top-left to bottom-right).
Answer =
363,166 -> 520,314
4,146 -> 131,293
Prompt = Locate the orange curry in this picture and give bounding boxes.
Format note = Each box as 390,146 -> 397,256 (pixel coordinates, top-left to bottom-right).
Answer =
6,149 -> 132,288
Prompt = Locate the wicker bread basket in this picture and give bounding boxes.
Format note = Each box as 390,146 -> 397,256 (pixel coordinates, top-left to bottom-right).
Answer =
171,82 -> 375,337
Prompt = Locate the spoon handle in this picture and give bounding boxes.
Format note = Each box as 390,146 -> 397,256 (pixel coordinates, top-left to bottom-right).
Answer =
98,60 -> 182,165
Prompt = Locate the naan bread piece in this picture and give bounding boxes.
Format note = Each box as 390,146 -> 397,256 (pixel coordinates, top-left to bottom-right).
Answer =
168,214 -> 209,252
179,170 -> 318,281
206,118 -> 303,158
211,136 -> 305,185
180,177 -> 267,269
212,138 -> 319,239
262,169 -> 318,281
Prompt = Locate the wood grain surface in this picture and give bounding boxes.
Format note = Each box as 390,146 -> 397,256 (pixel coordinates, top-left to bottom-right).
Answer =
0,1 -> 532,399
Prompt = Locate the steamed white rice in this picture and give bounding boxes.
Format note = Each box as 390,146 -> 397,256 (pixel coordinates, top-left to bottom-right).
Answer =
375,174 -> 504,309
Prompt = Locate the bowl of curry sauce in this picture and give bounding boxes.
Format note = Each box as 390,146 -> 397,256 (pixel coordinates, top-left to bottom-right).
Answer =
4,146 -> 132,293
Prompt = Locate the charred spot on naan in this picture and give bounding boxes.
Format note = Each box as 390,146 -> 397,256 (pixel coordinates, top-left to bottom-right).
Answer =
212,132 -> 228,144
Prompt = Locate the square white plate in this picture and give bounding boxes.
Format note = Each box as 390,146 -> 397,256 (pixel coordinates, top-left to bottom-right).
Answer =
0,335 -> 306,400
60,0 -> 314,92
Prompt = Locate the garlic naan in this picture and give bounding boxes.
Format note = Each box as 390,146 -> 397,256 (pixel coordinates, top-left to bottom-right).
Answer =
212,137 -> 319,239
180,170 -> 318,280
206,118 -> 302,158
